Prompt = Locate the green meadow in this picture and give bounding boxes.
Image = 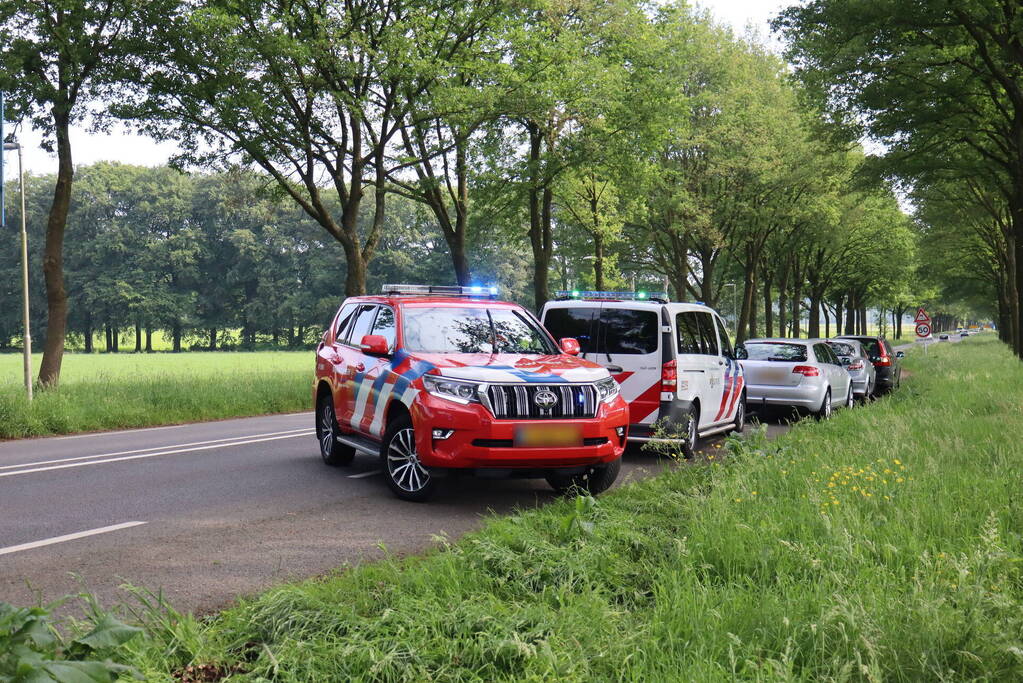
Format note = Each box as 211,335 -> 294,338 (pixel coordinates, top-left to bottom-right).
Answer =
88,334 -> 1021,680
0,351 -> 312,439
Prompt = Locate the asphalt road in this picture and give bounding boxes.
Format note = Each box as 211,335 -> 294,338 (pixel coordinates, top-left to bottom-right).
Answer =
0,410 -> 788,615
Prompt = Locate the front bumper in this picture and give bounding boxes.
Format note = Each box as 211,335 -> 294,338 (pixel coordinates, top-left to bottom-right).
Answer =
411,392 -> 628,470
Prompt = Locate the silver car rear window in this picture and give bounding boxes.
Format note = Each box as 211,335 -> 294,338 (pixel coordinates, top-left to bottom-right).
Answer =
740,342 -> 808,362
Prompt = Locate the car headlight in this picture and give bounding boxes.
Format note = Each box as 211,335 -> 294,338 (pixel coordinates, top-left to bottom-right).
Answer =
422,375 -> 483,404
595,377 -> 620,403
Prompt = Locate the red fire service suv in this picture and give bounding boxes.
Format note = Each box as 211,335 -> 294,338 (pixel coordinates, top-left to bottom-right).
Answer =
313,285 -> 629,501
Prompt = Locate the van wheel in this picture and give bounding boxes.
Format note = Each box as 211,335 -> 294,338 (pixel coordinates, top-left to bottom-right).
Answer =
680,405 -> 699,458
816,389 -> 832,420
381,414 -> 436,502
546,457 -> 621,496
732,393 -> 746,434
316,393 -> 355,466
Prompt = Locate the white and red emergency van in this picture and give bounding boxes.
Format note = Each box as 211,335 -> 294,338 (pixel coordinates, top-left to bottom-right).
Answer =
541,291 -> 745,457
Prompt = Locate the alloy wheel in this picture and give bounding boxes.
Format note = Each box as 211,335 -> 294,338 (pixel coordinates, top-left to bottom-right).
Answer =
387,428 -> 430,492
319,401 -> 336,461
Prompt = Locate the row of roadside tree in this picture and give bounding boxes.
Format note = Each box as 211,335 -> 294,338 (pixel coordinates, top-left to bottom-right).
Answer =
2,0 -> 928,381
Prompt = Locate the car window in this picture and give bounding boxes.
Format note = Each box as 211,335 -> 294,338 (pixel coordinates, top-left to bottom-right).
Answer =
346,305 -> 378,346
738,342 -> 807,362
815,344 -> 838,365
677,311 -> 718,355
828,341 -> 854,357
543,307 -> 598,354
600,308 -> 658,355
676,312 -> 701,354
402,306 -> 557,355
334,303 -> 359,341
370,306 -> 396,350
715,316 -> 733,358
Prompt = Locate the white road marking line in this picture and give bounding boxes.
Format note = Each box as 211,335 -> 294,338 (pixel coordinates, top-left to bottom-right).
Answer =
0,427 -> 315,472
0,521 -> 147,556
46,413 -> 314,441
348,469 -> 382,479
0,431 -> 314,479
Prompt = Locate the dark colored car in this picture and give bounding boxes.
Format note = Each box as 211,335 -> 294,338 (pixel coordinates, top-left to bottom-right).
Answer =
939,334 -> 949,341
835,336 -> 904,393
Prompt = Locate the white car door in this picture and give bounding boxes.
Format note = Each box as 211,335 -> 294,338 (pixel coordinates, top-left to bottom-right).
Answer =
674,309 -> 720,429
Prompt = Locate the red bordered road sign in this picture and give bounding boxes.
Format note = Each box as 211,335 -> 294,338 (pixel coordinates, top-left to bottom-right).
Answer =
914,307 -> 930,324
916,322 -> 931,338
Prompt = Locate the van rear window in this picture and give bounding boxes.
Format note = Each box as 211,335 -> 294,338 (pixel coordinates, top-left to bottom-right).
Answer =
600,309 -> 659,355
543,308 -> 598,354
544,307 -> 659,356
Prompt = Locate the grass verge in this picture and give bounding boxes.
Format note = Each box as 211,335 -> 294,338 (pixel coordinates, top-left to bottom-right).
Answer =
82,336 -> 1023,679
0,352 -> 311,439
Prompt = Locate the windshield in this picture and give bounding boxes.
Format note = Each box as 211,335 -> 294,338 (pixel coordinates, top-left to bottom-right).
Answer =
827,341 -> 855,357
402,306 -> 557,355
738,342 -> 808,362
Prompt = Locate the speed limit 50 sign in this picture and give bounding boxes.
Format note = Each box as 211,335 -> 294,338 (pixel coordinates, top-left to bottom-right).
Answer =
916,322 -> 931,338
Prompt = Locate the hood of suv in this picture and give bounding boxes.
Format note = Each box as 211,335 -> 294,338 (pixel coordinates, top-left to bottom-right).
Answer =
415,353 -> 610,384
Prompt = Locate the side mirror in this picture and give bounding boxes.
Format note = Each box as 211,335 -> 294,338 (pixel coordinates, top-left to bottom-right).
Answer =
359,334 -> 390,356
841,357 -> 851,366
896,351 -> 905,359
560,337 -> 581,356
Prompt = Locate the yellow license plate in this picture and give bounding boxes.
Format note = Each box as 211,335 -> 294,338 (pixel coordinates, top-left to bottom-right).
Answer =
515,425 -> 583,448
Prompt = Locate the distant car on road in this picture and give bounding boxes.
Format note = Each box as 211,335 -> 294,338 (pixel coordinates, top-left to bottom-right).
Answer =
939,334 -> 949,341
737,339 -> 853,419
961,330 -> 970,337
826,339 -> 876,400
835,335 -> 903,394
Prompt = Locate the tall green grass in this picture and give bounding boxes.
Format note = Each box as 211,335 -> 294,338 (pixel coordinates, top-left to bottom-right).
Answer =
0,352 -> 312,439
111,335 -> 1022,681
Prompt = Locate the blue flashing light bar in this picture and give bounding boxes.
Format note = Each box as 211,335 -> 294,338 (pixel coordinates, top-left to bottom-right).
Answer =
382,284 -> 499,298
555,290 -> 669,303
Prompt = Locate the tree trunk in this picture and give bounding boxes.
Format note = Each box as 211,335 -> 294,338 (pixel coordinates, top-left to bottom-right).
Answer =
83,312 -> 93,354
112,327 -> 119,352
777,260 -> 789,338
844,292 -> 855,334
38,118 -> 74,386
762,272 -> 774,338
593,232 -> 605,291
526,125 -> 553,311
824,303 -> 831,338
808,293 -> 821,338
748,274 -> 758,339
209,328 -> 217,351
105,325 -> 113,352
172,321 -> 182,353
135,322 -> 142,353
343,240 -> 368,297
146,328 -> 153,353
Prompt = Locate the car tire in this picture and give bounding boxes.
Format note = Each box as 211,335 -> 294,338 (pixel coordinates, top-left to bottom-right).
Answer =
381,413 -> 436,502
845,384 -> 854,409
546,456 -> 621,496
816,388 -> 832,420
731,393 -> 746,434
680,404 -> 699,458
316,393 -> 355,466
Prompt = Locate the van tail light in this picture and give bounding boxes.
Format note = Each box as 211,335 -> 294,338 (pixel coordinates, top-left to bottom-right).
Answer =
847,360 -> 864,371
792,365 -> 820,377
661,360 -> 677,391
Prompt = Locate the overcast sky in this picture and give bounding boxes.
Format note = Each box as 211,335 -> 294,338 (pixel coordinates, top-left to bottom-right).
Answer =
2,0 -> 794,179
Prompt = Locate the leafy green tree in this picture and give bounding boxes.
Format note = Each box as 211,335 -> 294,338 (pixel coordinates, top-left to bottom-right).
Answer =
0,0 -> 175,384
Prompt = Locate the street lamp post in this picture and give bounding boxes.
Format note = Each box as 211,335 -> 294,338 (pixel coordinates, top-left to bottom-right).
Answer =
3,138 -> 32,401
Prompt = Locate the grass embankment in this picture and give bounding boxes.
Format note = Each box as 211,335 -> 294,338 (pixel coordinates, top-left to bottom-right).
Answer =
0,352 -> 311,439
111,335 -> 1023,681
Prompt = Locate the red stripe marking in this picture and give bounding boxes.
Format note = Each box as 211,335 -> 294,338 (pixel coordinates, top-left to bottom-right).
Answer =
714,372 -> 735,422
726,376 -> 744,417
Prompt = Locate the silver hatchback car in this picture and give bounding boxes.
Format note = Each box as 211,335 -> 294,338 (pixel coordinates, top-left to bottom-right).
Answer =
737,338 -> 854,419
826,338 -> 876,400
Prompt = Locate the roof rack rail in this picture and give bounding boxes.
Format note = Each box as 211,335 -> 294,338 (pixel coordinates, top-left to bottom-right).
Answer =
381,284 -> 499,298
554,290 -> 670,304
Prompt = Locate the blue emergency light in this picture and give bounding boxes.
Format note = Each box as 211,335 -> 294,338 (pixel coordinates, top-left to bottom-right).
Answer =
382,284 -> 499,298
554,290 -> 669,303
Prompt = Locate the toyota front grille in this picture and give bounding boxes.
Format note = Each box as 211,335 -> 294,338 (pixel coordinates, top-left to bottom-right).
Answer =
485,384 -> 598,419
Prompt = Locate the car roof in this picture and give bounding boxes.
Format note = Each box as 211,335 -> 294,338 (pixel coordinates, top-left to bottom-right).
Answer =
744,337 -> 814,345
343,295 -> 522,308
543,299 -> 717,313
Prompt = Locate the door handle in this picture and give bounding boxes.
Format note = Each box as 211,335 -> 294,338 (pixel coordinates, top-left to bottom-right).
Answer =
604,364 -> 624,373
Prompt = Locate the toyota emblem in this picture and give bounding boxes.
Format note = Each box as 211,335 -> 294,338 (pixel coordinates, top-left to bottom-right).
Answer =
534,389 -> 559,409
